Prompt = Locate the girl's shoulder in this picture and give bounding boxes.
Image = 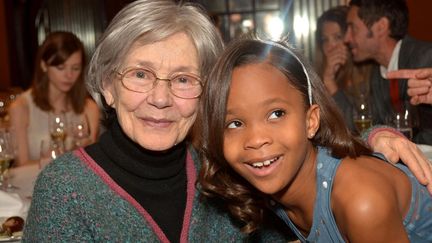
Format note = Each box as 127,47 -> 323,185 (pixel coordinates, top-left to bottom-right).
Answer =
330,155 -> 411,238
334,155 -> 410,200
9,90 -> 30,111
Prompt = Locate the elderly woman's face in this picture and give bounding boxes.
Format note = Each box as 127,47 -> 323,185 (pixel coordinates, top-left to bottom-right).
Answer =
103,32 -> 200,151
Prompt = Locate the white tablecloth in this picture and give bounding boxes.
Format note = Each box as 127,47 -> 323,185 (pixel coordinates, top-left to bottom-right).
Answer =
8,163 -> 41,200
418,144 -> 432,160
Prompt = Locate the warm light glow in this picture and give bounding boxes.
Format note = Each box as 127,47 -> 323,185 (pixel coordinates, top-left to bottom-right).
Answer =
294,15 -> 309,37
242,19 -> 253,29
265,16 -> 284,40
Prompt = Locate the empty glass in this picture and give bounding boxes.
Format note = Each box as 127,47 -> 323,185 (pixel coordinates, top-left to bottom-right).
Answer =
0,130 -> 15,189
39,138 -> 64,170
385,102 -> 414,140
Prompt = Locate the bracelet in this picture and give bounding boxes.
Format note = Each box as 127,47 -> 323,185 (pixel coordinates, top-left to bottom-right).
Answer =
367,127 -> 405,147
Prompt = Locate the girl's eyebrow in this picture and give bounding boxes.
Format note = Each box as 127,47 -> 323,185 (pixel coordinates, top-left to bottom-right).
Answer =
225,97 -> 289,116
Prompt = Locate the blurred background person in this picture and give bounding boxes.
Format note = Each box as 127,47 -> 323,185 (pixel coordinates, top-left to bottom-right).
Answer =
315,5 -> 373,132
344,0 -> 432,144
9,31 -> 100,166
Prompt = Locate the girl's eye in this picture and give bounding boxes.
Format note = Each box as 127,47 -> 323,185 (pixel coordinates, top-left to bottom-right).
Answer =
226,120 -> 242,129
269,110 -> 285,120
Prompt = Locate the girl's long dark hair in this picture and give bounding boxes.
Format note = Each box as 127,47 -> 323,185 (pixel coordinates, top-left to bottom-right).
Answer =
198,36 -> 372,233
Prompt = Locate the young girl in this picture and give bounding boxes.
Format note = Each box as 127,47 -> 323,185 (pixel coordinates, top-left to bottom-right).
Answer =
199,37 -> 432,242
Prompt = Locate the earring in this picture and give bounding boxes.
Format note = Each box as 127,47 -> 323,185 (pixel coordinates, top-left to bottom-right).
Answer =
309,132 -> 315,139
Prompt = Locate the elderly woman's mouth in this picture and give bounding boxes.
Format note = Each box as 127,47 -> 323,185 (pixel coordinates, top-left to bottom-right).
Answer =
141,117 -> 173,128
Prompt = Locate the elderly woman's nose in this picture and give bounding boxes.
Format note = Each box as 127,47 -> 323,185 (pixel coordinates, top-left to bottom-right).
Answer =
146,81 -> 172,108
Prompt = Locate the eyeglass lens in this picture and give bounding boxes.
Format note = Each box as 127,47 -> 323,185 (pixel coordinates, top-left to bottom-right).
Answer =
121,68 -> 202,98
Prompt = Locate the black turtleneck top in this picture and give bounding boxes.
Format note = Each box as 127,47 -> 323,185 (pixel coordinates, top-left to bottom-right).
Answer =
85,120 -> 187,243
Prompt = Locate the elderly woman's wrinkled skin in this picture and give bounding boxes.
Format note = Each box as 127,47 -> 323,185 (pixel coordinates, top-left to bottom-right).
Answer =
103,32 -> 200,151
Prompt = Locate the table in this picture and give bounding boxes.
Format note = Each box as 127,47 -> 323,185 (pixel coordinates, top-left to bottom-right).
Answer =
417,144 -> 432,160
8,163 -> 41,200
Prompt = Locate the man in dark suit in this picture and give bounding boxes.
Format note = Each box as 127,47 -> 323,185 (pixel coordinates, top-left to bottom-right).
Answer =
345,0 -> 432,145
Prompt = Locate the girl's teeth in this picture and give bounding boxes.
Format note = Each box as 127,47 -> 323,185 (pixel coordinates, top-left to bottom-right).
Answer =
251,158 -> 277,168
253,162 -> 264,168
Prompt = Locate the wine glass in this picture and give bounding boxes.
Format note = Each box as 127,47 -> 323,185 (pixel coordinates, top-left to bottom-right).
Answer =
352,94 -> 372,134
0,98 -> 7,126
39,138 -> 64,170
70,113 -> 91,149
0,130 -> 14,189
385,102 -> 414,140
48,112 -> 68,144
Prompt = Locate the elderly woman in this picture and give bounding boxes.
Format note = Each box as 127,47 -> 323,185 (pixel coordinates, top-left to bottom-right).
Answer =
23,0 -> 432,242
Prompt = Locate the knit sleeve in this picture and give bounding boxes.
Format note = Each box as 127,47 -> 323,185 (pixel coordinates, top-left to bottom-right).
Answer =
22,153 -> 93,242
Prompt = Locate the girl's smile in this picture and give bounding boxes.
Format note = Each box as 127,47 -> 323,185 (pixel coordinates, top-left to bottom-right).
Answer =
243,155 -> 282,177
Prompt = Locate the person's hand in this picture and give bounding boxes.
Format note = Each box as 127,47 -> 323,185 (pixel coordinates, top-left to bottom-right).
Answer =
369,129 -> 432,194
387,68 -> 432,105
322,44 -> 349,95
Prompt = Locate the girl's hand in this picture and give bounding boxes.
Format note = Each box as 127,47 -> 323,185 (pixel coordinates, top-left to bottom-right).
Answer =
369,129 -> 432,194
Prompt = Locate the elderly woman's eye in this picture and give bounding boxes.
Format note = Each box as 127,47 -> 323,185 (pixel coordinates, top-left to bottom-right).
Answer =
135,70 -> 147,79
226,120 -> 242,129
269,110 -> 285,120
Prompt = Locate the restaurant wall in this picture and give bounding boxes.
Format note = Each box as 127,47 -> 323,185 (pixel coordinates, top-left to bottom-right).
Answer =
407,0 -> 432,42
0,1 -> 11,90
0,0 -> 431,90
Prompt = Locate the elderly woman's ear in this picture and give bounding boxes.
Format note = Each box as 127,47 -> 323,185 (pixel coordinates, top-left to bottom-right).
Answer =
102,80 -> 116,108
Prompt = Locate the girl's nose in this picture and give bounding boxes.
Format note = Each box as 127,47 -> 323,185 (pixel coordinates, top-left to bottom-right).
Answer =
243,125 -> 272,150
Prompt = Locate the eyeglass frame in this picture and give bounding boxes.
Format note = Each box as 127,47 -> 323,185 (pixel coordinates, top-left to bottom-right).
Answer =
114,67 -> 203,99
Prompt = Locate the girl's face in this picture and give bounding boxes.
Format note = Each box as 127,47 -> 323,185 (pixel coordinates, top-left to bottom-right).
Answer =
321,21 -> 345,55
42,51 -> 83,94
223,62 -> 319,196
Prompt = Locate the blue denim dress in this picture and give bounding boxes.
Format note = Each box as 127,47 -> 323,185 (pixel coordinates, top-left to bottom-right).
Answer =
270,147 -> 432,242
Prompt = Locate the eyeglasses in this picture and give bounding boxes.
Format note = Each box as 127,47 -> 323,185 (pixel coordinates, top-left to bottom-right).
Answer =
115,67 -> 203,99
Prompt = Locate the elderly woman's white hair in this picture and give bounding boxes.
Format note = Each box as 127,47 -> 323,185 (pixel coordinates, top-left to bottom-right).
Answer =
87,0 -> 224,111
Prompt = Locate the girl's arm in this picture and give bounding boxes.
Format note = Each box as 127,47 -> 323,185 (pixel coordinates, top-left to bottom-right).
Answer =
365,126 -> 432,194
9,96 -> 35,166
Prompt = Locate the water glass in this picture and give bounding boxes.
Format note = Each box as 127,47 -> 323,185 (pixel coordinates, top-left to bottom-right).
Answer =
386,108 -> 413,140
0,130 -> 14,189
39,139 -> 64,169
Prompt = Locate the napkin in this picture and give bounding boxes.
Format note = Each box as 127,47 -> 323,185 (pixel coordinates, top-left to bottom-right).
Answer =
417,144 -> 432,160
0,190 -> 29,218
